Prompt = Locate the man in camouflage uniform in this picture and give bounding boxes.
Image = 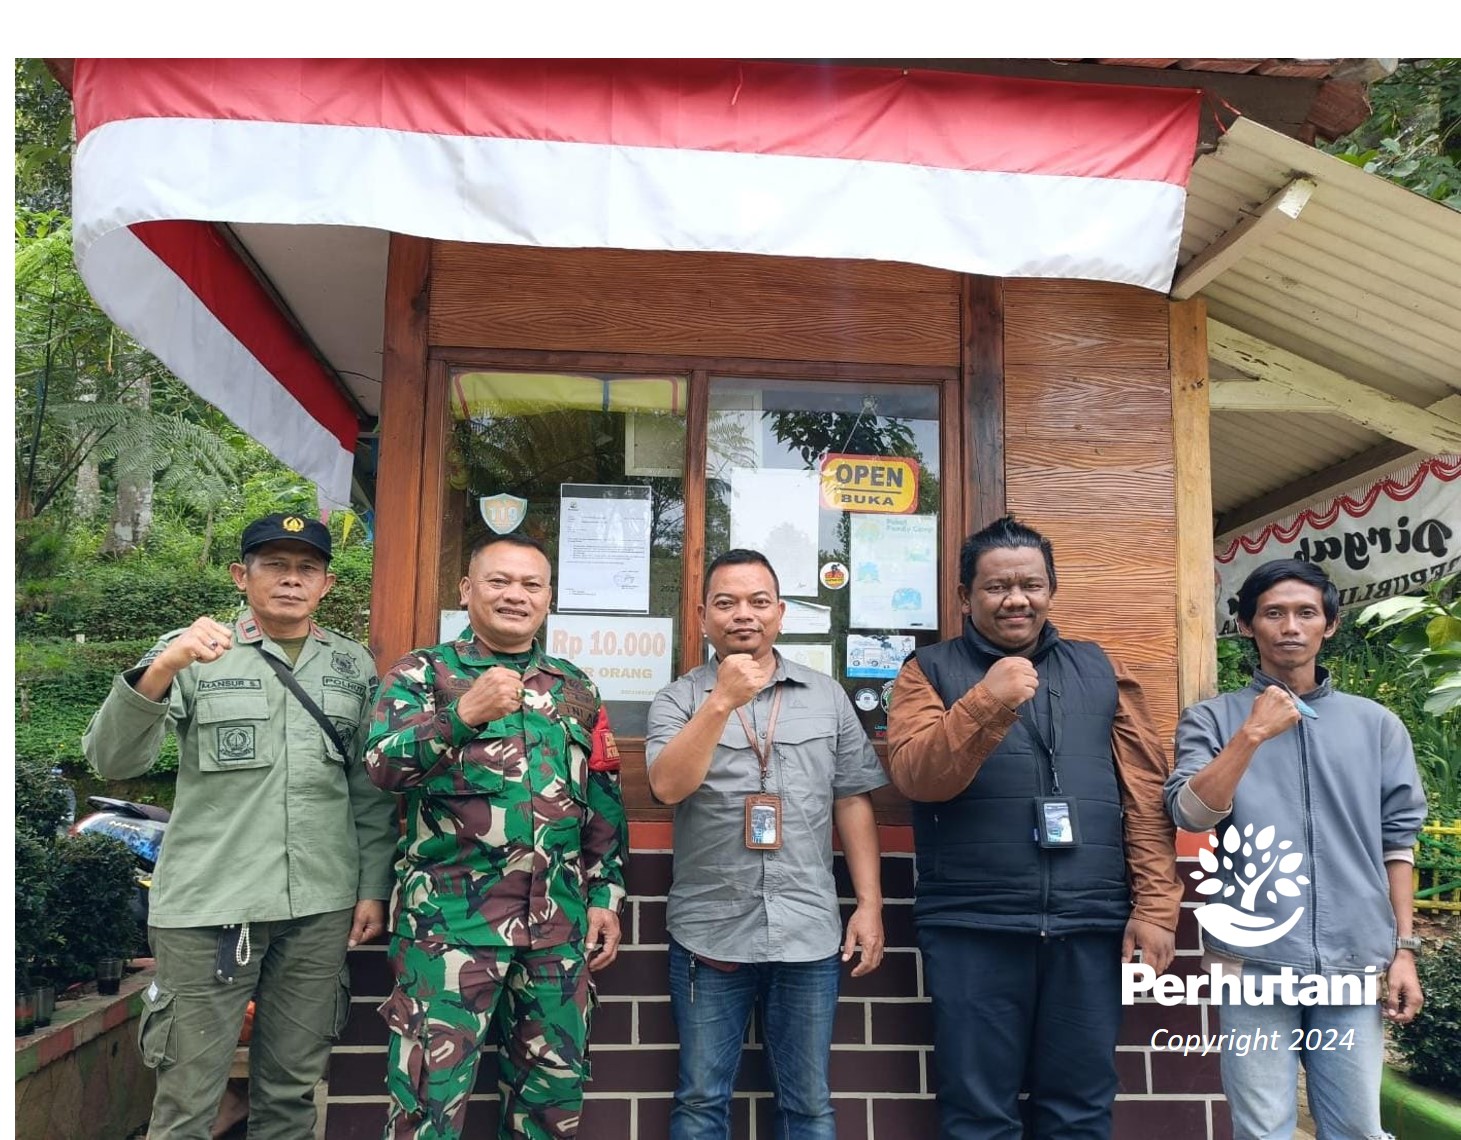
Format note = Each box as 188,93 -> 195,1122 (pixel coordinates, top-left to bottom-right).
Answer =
84,513 -> 398,1140
366,532 -> 628,1140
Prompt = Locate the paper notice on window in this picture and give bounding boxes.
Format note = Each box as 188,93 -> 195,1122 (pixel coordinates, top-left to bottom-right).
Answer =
782,599 -> 832,635
778,643 -> 834,676
849,515 -> 938,629
729,468 -> 820,596
846,634 -> 916,678
544,614 -> 674,702
558,484 -> 653,612
440,610 -> 471,643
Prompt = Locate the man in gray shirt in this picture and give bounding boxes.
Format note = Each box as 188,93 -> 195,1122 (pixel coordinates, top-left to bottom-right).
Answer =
646,548 -> 888,1140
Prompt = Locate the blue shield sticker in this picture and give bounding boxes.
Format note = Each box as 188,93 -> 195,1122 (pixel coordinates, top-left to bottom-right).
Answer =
479,494 -> 528,535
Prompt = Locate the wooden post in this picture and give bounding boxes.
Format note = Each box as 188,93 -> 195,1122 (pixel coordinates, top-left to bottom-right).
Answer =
1170,298 -> 1217,706
369,234 -> 432,672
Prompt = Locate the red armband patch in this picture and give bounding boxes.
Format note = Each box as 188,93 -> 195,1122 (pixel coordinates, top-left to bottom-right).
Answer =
588,705 -> 620,773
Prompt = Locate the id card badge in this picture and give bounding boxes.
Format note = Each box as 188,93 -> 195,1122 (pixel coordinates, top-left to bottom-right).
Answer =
744,793 -> 783,850
1035,797 -> 1081,849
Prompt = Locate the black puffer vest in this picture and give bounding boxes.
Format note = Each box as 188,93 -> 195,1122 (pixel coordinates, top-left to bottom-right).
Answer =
910,620 -> 1130,934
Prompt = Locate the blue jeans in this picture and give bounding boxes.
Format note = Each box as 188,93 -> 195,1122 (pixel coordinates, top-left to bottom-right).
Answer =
667,938 -> 839,1140
1219,990 -> 1389,1140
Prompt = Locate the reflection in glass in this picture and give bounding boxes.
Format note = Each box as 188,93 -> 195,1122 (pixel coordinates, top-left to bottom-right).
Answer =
444,371 -> 687,735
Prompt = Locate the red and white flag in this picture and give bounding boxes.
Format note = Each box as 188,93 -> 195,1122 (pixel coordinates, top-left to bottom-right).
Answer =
70,59 -> 1201,507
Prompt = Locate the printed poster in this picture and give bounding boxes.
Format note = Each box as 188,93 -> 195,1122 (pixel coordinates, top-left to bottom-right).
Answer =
558,484 -> 653,612
846,634 -> 916,679
849,514 -> 938,629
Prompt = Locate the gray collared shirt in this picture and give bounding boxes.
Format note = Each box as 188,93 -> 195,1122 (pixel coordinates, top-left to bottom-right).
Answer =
645,652 -> 888,962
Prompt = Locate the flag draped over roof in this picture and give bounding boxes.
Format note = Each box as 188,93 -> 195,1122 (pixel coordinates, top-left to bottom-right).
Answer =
69,58 -> 1201,507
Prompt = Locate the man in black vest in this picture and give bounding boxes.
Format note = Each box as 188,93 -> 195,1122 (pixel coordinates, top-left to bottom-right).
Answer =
886,516 -> 1181,1140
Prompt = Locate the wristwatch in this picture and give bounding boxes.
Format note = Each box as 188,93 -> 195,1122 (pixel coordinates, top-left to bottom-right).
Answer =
1395,935 -> 1423,953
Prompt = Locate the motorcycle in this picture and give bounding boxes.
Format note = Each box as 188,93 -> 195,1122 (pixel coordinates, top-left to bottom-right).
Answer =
71,796 -> 169,955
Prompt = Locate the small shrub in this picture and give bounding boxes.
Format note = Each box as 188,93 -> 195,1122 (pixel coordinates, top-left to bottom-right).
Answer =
15,756 -> 74,841
37,832 -> 140,985
15,833 -> 57,987
1390,939 -> 1461,1095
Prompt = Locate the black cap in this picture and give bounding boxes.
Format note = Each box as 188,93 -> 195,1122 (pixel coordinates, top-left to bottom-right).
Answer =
240,513 -> 332,562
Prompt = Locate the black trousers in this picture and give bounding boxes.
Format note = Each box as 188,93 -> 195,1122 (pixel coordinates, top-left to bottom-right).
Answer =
918,925 -> 1125,1140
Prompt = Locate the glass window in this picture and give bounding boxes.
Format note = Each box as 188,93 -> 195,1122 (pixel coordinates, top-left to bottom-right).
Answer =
443,370 -> 687,735
706,378 -> 942,742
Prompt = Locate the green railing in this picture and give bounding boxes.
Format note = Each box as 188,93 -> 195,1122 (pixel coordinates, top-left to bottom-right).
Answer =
1414,820 -> 1461,913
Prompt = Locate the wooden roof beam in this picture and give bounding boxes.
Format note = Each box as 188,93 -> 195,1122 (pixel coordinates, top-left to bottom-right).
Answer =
1172,178 -> 1316,300
1212,394 -> 1461,542
1209,379 -> 1333,412
1207,320 -> 1461,454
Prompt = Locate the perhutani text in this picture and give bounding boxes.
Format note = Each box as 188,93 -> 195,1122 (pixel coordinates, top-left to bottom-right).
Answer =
1122,964 -> 1380,1006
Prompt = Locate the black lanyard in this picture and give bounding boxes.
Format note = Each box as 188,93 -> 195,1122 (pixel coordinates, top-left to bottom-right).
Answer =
1015,658 -> 1063,794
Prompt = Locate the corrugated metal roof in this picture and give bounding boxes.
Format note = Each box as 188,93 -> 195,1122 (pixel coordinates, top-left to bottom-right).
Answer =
1181,116 -> 1461,533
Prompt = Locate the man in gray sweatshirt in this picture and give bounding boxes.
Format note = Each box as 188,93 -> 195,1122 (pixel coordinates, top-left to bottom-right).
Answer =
1166,558 -> 1427,1140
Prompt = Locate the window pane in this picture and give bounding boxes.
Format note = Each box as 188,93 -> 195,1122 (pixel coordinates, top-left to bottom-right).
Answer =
706,378 -> 942,742
443,370 -> 686,735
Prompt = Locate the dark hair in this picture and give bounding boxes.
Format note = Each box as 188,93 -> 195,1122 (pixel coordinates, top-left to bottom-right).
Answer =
467,532 -> 549,565
705,549 -> 780,599
1236,559 -> 1339,626
959,515 -> 1056,592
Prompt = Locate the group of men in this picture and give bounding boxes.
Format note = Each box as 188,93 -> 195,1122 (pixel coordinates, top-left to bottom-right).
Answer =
86,510 -> 1427,1140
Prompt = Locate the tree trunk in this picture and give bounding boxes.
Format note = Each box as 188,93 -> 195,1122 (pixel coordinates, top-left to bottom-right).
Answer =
101,373 -> 153,554
73,379 -> 101,519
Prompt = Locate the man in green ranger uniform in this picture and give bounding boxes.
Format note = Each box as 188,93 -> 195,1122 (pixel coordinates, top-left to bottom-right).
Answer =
365,532 -> 628,1140
83,513 -> 399,1140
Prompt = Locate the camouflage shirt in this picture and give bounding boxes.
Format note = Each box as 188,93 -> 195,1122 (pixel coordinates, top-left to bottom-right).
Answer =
365,634 -> 628,950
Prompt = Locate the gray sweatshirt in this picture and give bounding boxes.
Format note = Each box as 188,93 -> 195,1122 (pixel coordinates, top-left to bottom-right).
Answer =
1166,668 -> 1427,975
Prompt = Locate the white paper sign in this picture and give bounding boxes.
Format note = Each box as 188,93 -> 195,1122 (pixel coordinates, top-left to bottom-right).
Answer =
782,599 -> 832,635
440,610 -> 471,643
778,643 -> 834,676
730,468 -> 821,596
544,614 -> 675,702
558,484 -> 653,612
1215,457 -> 1461,636
849,514 -> 938,629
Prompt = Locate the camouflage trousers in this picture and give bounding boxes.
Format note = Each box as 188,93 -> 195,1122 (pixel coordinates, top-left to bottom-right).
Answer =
379,936 -> 593,1140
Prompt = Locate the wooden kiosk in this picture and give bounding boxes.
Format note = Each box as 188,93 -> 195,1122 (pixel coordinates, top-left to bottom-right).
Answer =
59,57 -> 1408,1140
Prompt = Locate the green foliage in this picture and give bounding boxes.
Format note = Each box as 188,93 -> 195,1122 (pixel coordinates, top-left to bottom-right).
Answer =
15,832 -> 56,986
1390,940 -> 1461,1093
13,760 -> 137,986
1357,575 -> 1461,716
15,755 -> 75,840
25,562 -> 239,641
14,59 -> 72,214
37,833 -> 140,985
315,542 -> 375,642
1323,59 -> 1461,210
16,639 -> 180,776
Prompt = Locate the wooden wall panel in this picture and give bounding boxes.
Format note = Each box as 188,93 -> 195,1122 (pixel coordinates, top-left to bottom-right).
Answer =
1003,279 -> 1180,746
1004,279 -> 1170,369
430,244 -> 961,367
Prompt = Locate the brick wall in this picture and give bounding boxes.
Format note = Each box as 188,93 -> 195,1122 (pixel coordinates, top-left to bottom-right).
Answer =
326,838 -> 1225,1139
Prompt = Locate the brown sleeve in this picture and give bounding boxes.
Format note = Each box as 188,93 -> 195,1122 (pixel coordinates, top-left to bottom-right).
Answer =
885,658 -> 1019,802
1111,658 -> 1183,931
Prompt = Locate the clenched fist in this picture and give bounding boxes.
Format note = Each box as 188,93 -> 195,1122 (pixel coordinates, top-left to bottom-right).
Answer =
456,665 -> 528,728
712,652 -> 777,711
1244,685 -> 1302,745
982,656 -> 1040,711
157,616 -> 235,673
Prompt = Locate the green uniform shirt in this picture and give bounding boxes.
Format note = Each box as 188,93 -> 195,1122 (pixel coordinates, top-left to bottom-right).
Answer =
365,635 -> 629,950
82,609 -> 399,928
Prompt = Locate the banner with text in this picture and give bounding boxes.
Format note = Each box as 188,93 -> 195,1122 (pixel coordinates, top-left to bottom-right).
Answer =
544,614 -> 675,702
1215,456 -> 1461,637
